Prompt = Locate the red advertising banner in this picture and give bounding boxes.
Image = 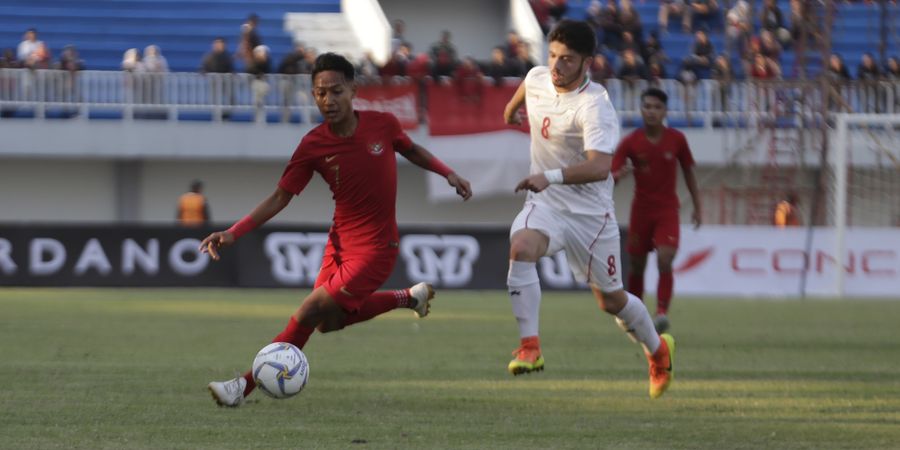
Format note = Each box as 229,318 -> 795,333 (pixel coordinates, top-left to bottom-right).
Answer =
426,81 -> 530,136
353,83 -> 419,130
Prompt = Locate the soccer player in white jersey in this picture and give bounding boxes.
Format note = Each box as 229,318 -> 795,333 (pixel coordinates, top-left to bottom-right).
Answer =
501,20 -> 674,398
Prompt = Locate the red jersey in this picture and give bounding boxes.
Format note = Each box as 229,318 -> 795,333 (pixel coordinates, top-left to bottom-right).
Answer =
278,110 -> 413,251
612,127 -> 695,210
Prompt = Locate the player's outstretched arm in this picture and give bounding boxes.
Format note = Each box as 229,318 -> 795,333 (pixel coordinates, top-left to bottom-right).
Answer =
682,164 -> 703,228
399,143 -> 472,200
503,81 -> 527,125
200,187 -> 293,260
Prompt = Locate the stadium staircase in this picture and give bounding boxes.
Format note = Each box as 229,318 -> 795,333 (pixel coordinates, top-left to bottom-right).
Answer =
0,0 -> 341,72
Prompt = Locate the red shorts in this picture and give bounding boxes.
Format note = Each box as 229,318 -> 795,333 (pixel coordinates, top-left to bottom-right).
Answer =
627,207 -> 680,255
314,243 -> 398,313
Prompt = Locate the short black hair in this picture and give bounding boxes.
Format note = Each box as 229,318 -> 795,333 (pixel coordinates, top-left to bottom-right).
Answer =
190,180 -> 203,192
641,87 -> 668,106
312,52 -> 355,82
547,20 -> 596,58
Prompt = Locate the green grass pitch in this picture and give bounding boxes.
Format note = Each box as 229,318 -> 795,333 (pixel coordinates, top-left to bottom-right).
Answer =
1,288 -> 899,449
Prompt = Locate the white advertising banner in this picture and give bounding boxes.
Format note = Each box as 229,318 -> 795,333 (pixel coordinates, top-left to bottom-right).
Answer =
642,226 -> 900,298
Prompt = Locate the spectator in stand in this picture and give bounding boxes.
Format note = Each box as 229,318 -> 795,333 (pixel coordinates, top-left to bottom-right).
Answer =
643,30 -> 668,66
886,56 -> 900,80
177,180 -> 211,227
380,43 -> 410,78
545,0 -> 568,24
585,0 -> 604,36
683,29 -> 714,77
247,45 -> 272,117
391,19 -> 410,53
826,53 -> 852,82
758,30 -> 782,67
599,0 -> 623,52
278,43 -> 306,75
725,0 -> 751,59
760,0 -> 791,46
647,60 -> 667,86
504,31 -> 524,59
1,49 -> 23,68
749,52 -> 778,79
513,43 -> 537,76
25,42 -> 51,70
591,53 -> 615,84
658,0 -> 689,34
298,48 -> 317,75
406,52 -> 432,82
789,0 -> 808,43
619,0 -> 644,43
355,50 -> 380,82
452,56 -> 483,101
142,45 -> 168,73
485,46 -> 520,85
17,28 -> 42,62
201,38 -> 235,117
617,48 -> 648,83
711,53 -> 735,110
57,45 -> 84,72
620,31 -> 644,57
236,14 -> 262,67
857,53 -> 881,81
56,45 -> 84,105
430,30 -> 458,78
687,0 -> 719,33
122,48 -> 143,72
201,38 -> 234,74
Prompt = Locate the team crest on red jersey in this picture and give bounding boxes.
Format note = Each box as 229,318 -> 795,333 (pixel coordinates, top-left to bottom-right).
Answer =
368,142 -> 384,155
664,151 -> 674,160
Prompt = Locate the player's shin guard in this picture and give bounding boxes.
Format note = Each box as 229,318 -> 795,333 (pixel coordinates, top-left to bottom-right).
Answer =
507,260 -> 542,339
657,271 -> 673,315
615,292 -> 661,355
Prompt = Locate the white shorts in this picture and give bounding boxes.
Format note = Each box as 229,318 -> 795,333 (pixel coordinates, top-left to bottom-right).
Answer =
510,201 -> 624,292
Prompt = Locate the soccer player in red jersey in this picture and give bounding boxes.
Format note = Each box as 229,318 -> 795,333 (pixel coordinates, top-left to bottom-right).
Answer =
202,53 -> 472,407
612,87 -> 702,333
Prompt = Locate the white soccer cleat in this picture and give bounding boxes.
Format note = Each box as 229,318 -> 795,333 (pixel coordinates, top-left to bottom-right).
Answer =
208,377 -> 246,407
615,317 -> 639,343
409,282 -> 435,318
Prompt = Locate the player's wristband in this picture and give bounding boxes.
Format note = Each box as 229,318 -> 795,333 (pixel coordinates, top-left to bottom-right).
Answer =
227,215 -> 258,240
544,169 -> 564,184
426,157 -> 454,178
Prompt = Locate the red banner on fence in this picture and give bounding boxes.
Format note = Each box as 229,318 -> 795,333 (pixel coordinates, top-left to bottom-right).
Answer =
426,81 -> 530,136
354,84 -> 419,130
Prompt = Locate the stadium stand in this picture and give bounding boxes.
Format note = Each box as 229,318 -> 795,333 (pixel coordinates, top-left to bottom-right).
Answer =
0,0 -> 341,71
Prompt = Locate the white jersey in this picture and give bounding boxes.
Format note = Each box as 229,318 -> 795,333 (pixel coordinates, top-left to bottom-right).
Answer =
523,66 -> 620,215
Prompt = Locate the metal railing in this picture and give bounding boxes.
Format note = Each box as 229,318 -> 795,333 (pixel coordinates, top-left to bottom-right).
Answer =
1,69 -> 898,125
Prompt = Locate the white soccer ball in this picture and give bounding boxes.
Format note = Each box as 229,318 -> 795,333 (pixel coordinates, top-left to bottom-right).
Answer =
252,342 -> 310,399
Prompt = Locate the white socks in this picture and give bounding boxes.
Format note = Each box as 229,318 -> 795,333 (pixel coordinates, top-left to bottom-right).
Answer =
507,260 -> 542,339
616,292 -> 661,355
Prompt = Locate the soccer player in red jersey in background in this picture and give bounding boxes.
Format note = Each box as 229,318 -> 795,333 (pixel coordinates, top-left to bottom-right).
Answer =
612,87 -> 702,333
202,53 -> 472,407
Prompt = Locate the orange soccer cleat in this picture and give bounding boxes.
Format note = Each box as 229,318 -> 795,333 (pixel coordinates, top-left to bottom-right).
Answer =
508,336 -> 544,376
648,333 -> 675,399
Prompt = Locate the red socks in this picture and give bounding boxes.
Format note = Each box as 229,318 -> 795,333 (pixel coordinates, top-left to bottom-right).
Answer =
343,290 -> 410,327
657,271 -> 673,315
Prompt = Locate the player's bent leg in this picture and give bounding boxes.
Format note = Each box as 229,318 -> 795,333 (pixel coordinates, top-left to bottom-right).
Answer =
594,287 -> 673,398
